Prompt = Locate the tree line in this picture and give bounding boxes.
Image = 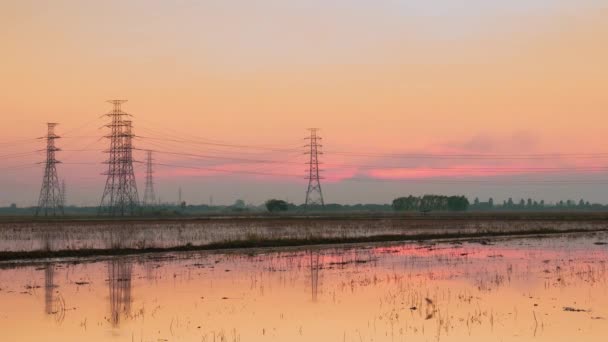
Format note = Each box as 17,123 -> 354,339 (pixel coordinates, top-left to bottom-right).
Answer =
1,195 -> 607,216
391,195 -> 469,212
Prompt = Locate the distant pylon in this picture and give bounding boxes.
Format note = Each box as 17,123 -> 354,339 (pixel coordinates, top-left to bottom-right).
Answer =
304,128 -> 325,207
142,150 -> 156,206
60,180 -> 66,208
99,100 -> 140,216
36,123 -> 64,216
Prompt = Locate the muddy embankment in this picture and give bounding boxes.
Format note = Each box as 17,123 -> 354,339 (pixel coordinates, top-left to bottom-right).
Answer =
1,215 -> 607,260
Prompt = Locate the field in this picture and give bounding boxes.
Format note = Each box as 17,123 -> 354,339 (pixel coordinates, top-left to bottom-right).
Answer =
1,212 -> 607,261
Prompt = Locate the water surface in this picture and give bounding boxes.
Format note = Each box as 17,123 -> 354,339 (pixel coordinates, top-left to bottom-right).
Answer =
0,232 -> 607,341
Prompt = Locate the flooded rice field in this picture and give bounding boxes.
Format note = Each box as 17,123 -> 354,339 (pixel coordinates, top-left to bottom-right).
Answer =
0,231 -> 607,341
0,218 -> 605,253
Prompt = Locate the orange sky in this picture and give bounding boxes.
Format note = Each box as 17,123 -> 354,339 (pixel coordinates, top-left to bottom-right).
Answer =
1,1 -> 608,205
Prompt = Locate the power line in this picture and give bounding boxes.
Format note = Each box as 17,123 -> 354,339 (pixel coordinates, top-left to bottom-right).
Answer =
154,162 -> 300,178
343,177 -> 608,185
137,134 -> 302,153
324,150 -> 608,160
132,145 -> 608,174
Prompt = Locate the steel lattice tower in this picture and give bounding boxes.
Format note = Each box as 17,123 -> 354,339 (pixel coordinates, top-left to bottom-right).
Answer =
99,100 -> 140,216
36,123 -> 64,216
304,128 -> 325,207
60,180 -> 66,208
142,150 -> 156,206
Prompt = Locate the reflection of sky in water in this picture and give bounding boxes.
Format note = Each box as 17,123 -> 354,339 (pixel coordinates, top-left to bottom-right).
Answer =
0,232 -> 607,341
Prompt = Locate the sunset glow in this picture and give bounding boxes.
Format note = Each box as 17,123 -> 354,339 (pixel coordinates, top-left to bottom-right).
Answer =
1,1 -> 607,205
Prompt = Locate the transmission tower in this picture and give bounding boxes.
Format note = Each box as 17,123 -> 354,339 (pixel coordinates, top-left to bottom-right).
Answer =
99,100 -> 140,216
304,128 -> 325,207
60,180 -> 66,208
142,150 -> 156,206
36,123 -> 64,216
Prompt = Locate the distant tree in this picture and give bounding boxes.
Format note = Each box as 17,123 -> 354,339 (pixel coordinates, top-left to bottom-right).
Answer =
230,199 -> 247,212
474,197 -> 480,206
488,198 -> 494,208
265,199 -> 289,212
392,195 -> 469,212
540,200 -> 545,208
447,196 -> 469,211
392,196 -> 419,211
507,198 -> 514,208
527,198 -> 533,208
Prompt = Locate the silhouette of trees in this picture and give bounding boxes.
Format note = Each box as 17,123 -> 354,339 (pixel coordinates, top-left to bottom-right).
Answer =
392,195 -> 469,212
265,199 -> 289,212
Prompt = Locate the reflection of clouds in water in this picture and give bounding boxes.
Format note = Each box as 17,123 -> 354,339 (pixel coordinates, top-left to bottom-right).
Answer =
7,233 -> 606,341
107,258 -> 133,328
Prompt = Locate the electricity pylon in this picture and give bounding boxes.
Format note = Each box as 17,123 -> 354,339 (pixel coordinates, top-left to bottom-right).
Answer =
142,150 -> 156,206
60,180 -> 66,208
304,128 -> 325,207
36,123 -> 64,216
99,100 -> 140,216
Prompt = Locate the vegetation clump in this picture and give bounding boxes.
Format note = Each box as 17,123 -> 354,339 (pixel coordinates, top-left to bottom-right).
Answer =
392,195 -> 469,212
265,199 -> 290,213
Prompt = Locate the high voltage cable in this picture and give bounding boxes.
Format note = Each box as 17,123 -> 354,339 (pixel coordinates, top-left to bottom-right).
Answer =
135,122 -> 608,159
135,136 -> 608,172
151,162 -> 608,186
343,177 -> 608,185
60,115 -> 104,137
137,124 -> 303,150
135,146 -> 608,174
136,118 -> 303,148
138,134 -> 302,153
0,163 -> 39,171
0,138 -> 40,147
324,150 -> 608,160
135,135 -> 304,161
134,147 -> 302,165
0,151 -> 43,159
154,162 -> 300,178
136,129 -> 608,160
136,134 -> 303,157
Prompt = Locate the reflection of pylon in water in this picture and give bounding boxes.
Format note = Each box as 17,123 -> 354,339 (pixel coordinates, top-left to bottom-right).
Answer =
309,251 -> 321,302
304,128 -> 324,207
108,258 -> 133,327
44,263 -> 55,315
43,263 -> 65,323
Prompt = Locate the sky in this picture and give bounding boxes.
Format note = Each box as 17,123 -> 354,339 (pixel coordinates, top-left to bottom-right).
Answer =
1,0 -> 608,206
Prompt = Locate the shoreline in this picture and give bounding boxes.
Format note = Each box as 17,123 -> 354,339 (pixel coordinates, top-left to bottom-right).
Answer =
1,226 -> 606,263
3,211 -> 608,224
